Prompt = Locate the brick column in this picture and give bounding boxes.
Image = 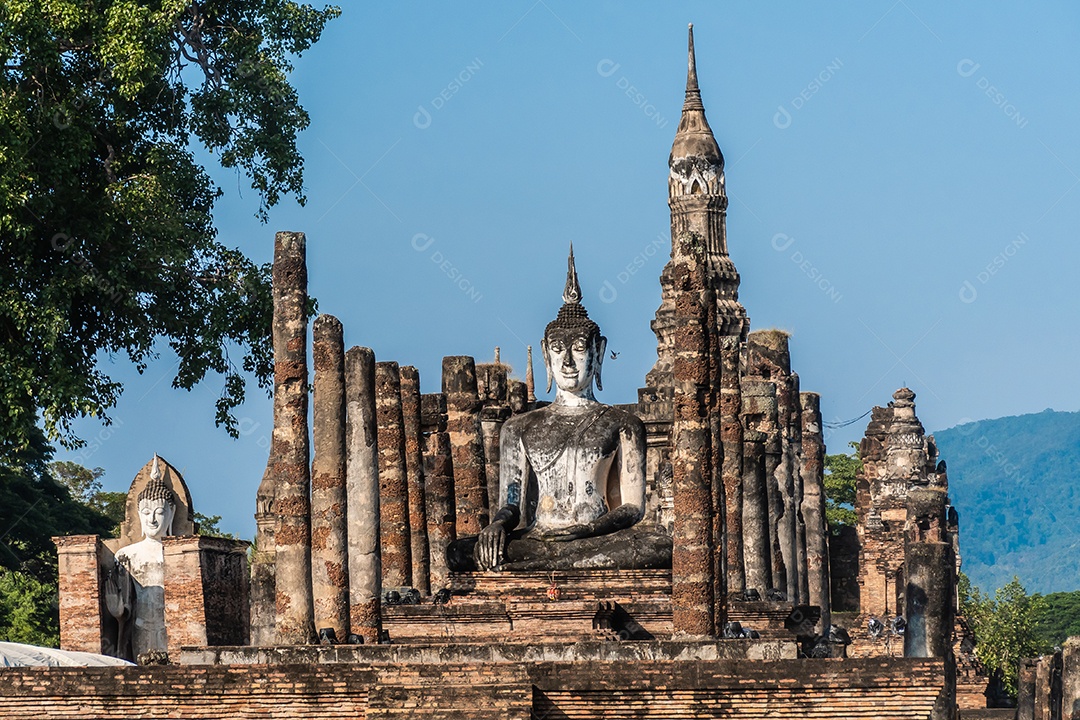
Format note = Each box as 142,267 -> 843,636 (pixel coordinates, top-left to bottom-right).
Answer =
163,536 -> 250,656
904,487 -> 954,656
762,385 -> 786,597
442,356 -> 489,536
53,535 -> 106,654
400,366 -> 430,596
345,346 -> 381,644
669,244 -> 715,637
1063,637 -> 1080,720
790,377 -> 808,606
904,486 -> 956,720
741,376 -> 776,596
422,393 -> 456,593
476,362 -> 510,517
775,375 -> 797,600
267,230 -> 314,645
719,336 -> 744,596
311,314 -> 349,639
249,487 -> 276,645
800,391 -> 831,633
706,281 -> 726,629
425,433 -> 456,594
1019,657 -> 1039,720
1036,655 -> 1053,720
740,430 -> 770,596
376,361 -> 411,589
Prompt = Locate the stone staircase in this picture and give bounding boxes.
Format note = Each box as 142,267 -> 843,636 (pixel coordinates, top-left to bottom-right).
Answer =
383,569 -> 673,644
383,569 -> 804,645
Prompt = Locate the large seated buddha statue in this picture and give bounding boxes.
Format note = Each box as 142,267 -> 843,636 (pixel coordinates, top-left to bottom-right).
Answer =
448,248 -> 672,572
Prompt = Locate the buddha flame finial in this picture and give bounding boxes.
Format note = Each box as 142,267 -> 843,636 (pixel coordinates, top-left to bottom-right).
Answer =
563,243 -> 582,305
139,455 -> 175,507
544,244 -> 604,392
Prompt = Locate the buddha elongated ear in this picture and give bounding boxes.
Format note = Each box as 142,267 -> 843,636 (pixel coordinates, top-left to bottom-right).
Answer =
541,338 -> 553,393
594,335 -> 607,392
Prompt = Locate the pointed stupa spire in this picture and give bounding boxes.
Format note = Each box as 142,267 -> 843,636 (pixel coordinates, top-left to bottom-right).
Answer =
671,23 -> 722,169
546,243 -> 600,340
563,243 -> 582,305
526,345 -> 536,403
684,23 -> 704,112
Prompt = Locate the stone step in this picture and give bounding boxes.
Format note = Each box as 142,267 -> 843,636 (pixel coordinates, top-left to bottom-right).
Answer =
383,598 -> 673,644
383,594 -> 806,645
449,568 -> 672,601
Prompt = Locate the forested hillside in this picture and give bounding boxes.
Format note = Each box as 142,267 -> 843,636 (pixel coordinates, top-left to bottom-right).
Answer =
934,409 -> 1080,594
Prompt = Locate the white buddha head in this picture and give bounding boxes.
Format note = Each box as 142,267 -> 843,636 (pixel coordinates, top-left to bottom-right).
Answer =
136,476 -> 176,542
541,245 -> 607,398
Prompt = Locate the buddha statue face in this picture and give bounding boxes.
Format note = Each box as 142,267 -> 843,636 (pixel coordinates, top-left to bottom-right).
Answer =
541,245 -> 606,399
542,327 -> 606,397
138,497 -> 175,541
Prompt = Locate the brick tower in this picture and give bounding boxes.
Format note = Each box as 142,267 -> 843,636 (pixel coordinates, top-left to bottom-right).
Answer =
644,24 -> 748,405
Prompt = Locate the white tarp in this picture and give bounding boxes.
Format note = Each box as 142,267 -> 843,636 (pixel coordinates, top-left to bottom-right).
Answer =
0,641 -> 133,667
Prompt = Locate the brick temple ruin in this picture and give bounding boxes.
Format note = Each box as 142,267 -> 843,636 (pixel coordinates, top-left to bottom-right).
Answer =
6,24 -> 1076,720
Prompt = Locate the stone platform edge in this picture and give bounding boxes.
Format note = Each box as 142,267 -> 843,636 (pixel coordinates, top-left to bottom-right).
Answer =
180,638 -> 796,665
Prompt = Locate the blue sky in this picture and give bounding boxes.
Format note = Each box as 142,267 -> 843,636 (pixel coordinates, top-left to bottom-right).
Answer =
58,3 -> 1080,555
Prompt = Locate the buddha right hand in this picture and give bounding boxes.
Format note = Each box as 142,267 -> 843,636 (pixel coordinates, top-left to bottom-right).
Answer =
475,521 -> 506,571
104,564 -> 131,620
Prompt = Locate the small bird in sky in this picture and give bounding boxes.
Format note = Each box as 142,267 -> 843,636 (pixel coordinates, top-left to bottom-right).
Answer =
610,351 -> 619,360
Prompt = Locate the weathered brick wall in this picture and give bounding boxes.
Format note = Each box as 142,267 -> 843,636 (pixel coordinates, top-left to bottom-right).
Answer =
163,536 -> 250,655
0,664 -> 374,719
0,656 -> 948,720
54,534 -> 250,659
53,535 -> 111,655
532,658 -> 949,719
954,615 -> 993,709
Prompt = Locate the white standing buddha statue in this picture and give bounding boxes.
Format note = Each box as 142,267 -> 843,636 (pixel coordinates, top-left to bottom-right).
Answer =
105,456 -> 175,660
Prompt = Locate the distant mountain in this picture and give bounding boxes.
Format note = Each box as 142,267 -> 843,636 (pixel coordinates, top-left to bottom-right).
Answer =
933,409 -> 1080,595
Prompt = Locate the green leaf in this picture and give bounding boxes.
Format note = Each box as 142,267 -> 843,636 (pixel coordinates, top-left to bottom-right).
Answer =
0,1 -> 337,452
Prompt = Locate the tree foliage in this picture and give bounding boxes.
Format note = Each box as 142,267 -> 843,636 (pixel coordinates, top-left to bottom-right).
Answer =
0,567 -> 59,646
0,429 -> 114,646
1033,589 -> 1080,649
0,0 -> 339,453
960,573 -> 1051,698
194,511 -> 235,539
49,460 -> 124,534
49,460 -> 104,502
824,441 -> 860,532
0,427 -> 114,583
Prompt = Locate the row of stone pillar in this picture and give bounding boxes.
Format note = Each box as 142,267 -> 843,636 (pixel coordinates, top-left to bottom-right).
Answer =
661,245 -> 832,636
1018,638 -> 1080,720
251,233 -> 534,645
722,329 -> 831,628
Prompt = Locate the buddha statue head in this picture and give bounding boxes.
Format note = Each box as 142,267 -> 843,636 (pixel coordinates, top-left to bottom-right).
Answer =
541,245 -> 607,399
136,468 -> 176,542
